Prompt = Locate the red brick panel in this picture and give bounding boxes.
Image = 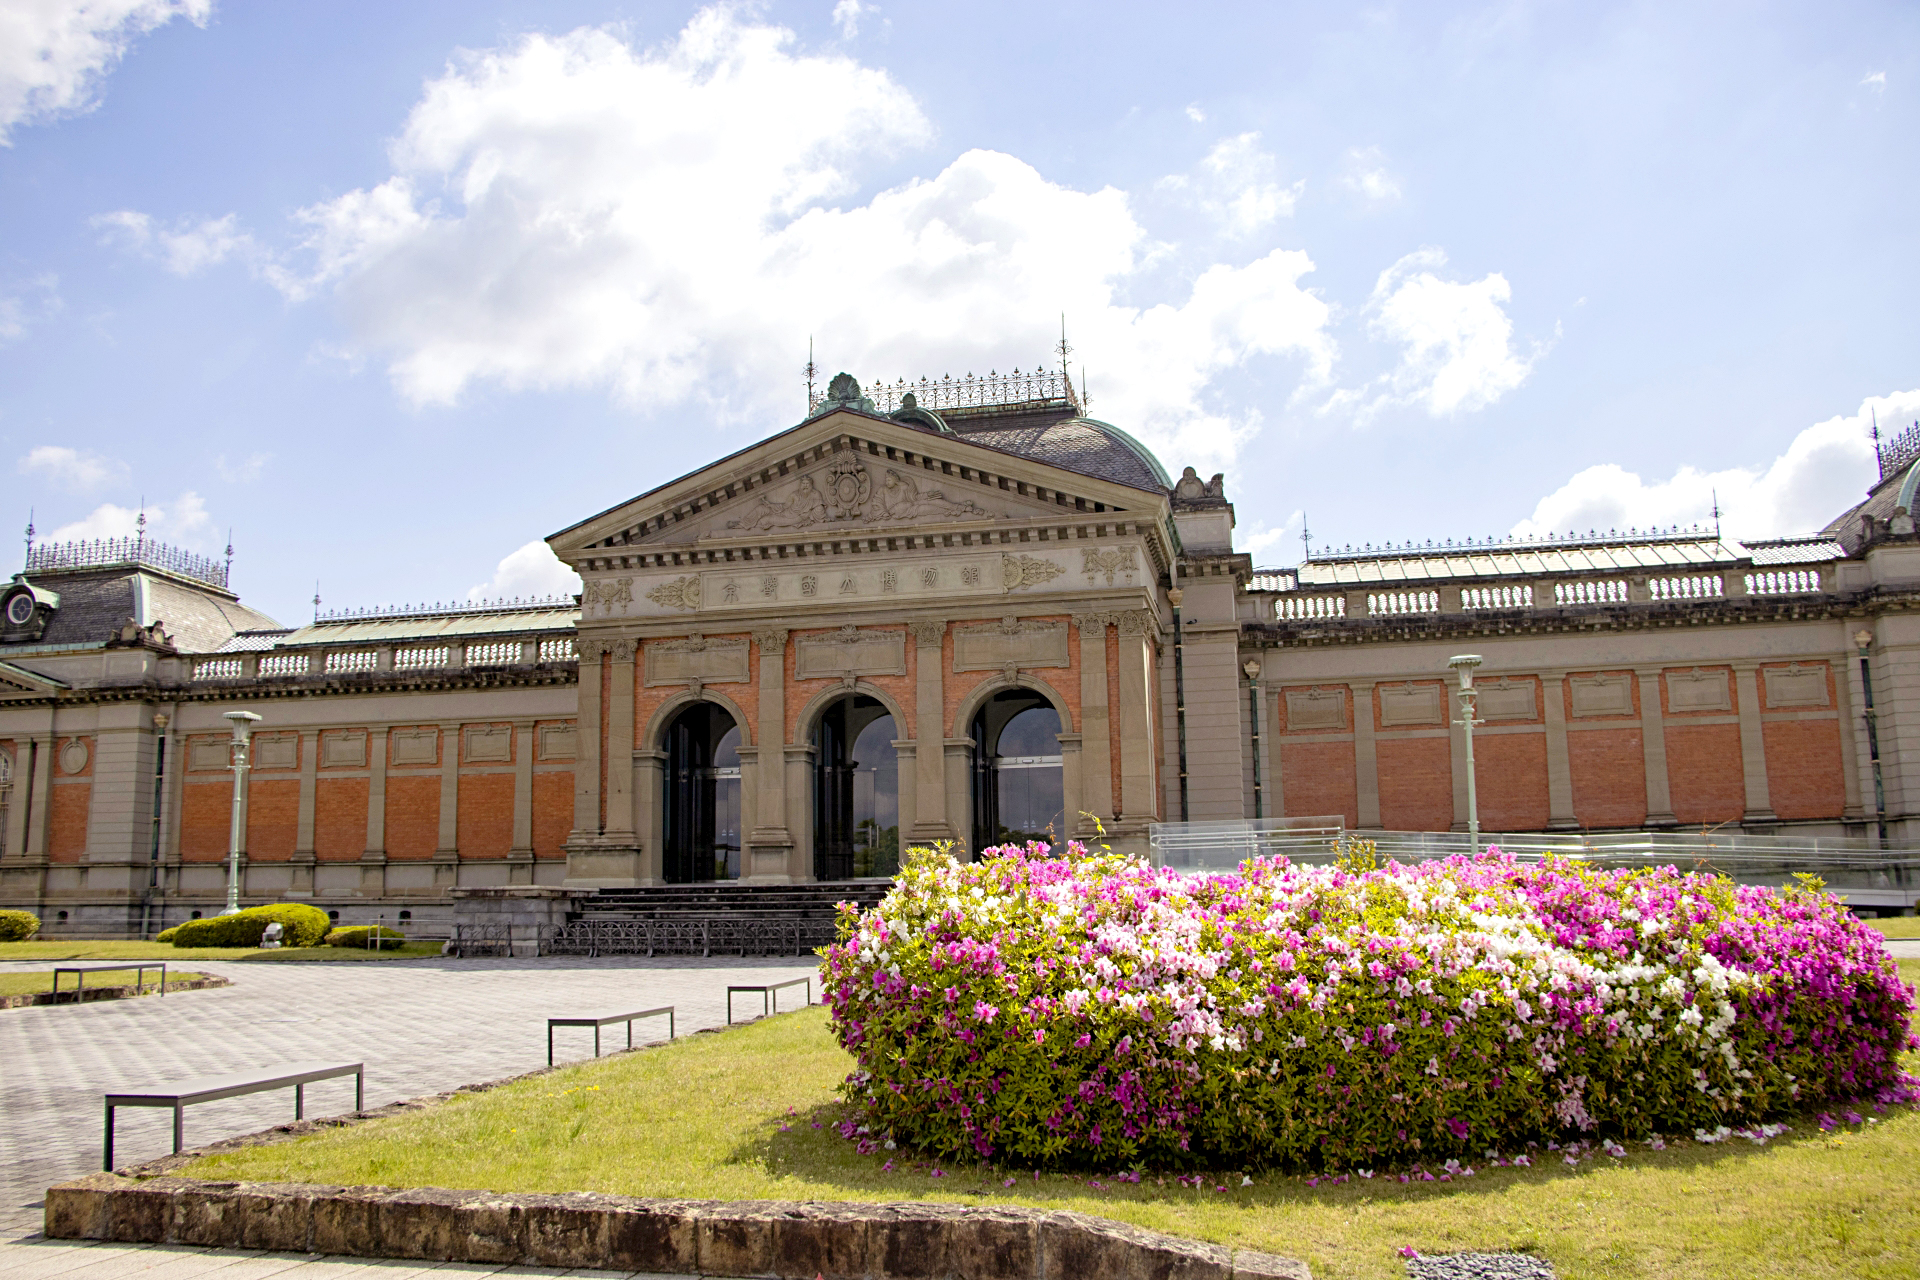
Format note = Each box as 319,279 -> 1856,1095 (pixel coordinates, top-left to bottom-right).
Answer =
384,775 -> 440,859
1476,733 -> 1550,831
48,784 -> 89,860
532,772 -> 572,859
1281,739 -> 1358,826
1764,720 -> 1847,821
1569,729 -> 1646,829
180,781 -> 228,859
457,772 -> 515,859
244,779 -> 300,859
1376,737 -> 1453,831
315,777 -> 368,861
1664,723 -> 1746,826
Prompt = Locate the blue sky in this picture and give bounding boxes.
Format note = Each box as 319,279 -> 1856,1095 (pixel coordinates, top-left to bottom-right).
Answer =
1,0 -> 1915,626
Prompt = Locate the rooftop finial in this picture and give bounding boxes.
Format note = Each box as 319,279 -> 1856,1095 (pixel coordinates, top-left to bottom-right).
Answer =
803,336 -> 819,412
1710,489 -> 1722,539
135,499 -> 146,553
224,529 -> 233,580
312,580 -> 321,624
1301,514 -> 1312,562
1874,407 -> 1884,479
23,510 -> 33,561
1055,313 -> 1073,390
1079,367 -> 1090,410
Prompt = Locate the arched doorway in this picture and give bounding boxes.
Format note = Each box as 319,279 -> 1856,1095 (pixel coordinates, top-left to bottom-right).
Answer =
813,694 -> 899,880
662,702 -> 741,883
970,689 -> 1064,852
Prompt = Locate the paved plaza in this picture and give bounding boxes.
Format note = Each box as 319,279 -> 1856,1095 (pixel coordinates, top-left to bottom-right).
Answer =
0,953 -> 820,1276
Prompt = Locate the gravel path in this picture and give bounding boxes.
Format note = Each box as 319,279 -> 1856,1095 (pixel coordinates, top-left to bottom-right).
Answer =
1406,1253 -> 1555,1279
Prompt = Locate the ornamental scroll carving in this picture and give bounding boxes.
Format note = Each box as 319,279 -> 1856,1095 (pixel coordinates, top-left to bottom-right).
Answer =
1081,547 -> 1139,586
795,624 -> 907,681
582,577 -> 633,615
644,633 -> 750,687
724,460 -> 989,532
1116,608 -> 1156,636
953,616 -> 1069,672
908,618 -> 948,646
1002,553 -> 1065,591
645,576 -> 701,611
751,627 -> 789,652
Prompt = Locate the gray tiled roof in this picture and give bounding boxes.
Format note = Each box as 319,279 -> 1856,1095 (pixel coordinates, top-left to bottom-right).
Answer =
16,568 -> 281,653
949,415 -> 1170,494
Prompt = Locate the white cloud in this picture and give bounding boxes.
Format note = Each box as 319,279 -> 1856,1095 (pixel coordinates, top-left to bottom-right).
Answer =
1511,389 -> 1920,541
94,210 -> 254,275
1161,133 -> 1302,235
0,0 -> 211,144
1338,146 -> 1401,204
1862,71 -> 1886,92
1239,509 -> 1304,562
1185,103 -> 1206,123
214,451 -> 269,483
239,11 -> 1333,469
45,490 -> 213,545
0,272 -> 60,341
468,539 -> 581,602
1332,248 -> 1540,419
17,444 -> 125,490
831,0 -> 867,39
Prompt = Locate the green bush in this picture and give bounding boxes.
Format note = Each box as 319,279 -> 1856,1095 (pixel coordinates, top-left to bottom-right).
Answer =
0,909 -> 40,941
324,925 -> 407,949
167,902 -> 331,948
155,925 -> 181,943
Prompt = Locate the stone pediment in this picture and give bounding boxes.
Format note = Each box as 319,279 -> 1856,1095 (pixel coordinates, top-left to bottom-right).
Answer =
549,410 -> 1155,561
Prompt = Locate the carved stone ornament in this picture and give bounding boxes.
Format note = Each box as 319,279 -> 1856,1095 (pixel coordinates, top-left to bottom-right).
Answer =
1479,677 -> 1537,721
1378,682 -> 1444,728
1116,608 -> 1156,636
577,638 -> 610,662
725,458 -> 990,532
59,738 -> 90,775
1763,662 -> 1828,709
795,625 -> 907,681
1073,611 -> 1119,632
1668,668 -> 1733,713
610,639 -> 637,663
908,618 -> 948,646
1002,553 -> 1065,591
1569,673 -> 1633,718
824,459 -> 873,519
645,633 -> 750,687
752,627 -> 789,651
583,577 -> 633,615
954,617 -> 1069,672
645,576 -> 702,611
1285,688 -> 1346,731
1081,546 -> 1139,587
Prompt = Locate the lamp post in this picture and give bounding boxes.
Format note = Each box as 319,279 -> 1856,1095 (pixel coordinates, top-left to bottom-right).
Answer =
1169,587 -> 1188,821
1449,654 -> 1485,855
1854,629 -> 1889,847
220,710 -> 261,916
1244,658 -> 1264,820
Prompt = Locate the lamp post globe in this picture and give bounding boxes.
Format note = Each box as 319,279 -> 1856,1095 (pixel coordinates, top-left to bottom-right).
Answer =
220,710 -> 262,916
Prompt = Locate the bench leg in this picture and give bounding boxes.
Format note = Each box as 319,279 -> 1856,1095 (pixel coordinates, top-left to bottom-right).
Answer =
627,1020 -> 633,1052
356,1070 -> 364,1112
296,1083 -> 304,1121
548,1025 -> 554,1068
172,1104 -> 183,1155
669,1010 -> 675,1040
104,1104 -> 114,1171
594,1026 -> 601,1058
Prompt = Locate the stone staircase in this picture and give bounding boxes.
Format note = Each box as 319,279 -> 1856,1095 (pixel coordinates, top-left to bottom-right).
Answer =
548,881 -> 893,957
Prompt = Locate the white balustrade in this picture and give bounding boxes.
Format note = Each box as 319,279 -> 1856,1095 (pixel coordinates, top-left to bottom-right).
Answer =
258,652 -> 310,677
1367,590 -> 1439,617
325,650 -> 378,673
1461,584 -> 1534,610
394,645 -> 451,670
192,657 -> 243,680
1274,595 -> 1346,620
539,637 -> 578,663
1555,579 -> 1628,605
1746,569 -> 1821,595
466,640 -> 521,665
1649,574 -> 1723,600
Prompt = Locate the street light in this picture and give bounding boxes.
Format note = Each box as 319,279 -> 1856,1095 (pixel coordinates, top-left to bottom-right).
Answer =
1449,655 -> 1484,855
1243,658 -> 1264,820
1854,629 -> 1889,847
220,710 -> 261,916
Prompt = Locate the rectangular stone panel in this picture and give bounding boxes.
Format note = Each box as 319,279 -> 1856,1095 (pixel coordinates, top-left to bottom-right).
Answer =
795,627 -> 908,680
642,635 -> 750,687
1479,678 -> 1536,721
952,619 -> 1070,672
322,732 -> 367,768
1378,683 -> 1443,727
1764,663 -> 1830,709
463,726 -> 513,763
1668,668 -> 1732,713
538,723 -> 577,761
1569,673 -> 1633,717
391,728 -> 438,766
188,739 -> 227,772
252,735 -> 297,771
1285,688 -> 1346,731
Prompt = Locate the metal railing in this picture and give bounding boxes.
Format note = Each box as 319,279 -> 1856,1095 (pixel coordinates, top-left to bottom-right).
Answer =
812,367 -> 1080,416
27,536 -> 228,589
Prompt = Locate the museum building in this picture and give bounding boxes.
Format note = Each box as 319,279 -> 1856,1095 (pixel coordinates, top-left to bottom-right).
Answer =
2,367 -> 1918,936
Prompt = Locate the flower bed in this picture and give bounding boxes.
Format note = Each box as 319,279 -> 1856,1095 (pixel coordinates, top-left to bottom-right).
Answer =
821,844 -> 1918,1172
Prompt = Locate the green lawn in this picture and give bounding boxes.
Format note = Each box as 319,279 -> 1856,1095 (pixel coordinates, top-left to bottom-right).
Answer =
1866,917 -> 1920,940
0,940 -> 445,963
186,962 -> 1920,1280
0,968 -> 210,997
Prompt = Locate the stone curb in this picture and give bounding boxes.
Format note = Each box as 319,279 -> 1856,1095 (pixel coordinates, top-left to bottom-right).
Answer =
0,976 -> 230,1009
44,1174 -> 1310,1280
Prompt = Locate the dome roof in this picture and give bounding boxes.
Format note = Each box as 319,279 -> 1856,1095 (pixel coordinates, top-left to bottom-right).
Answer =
947,414 -> 1170,494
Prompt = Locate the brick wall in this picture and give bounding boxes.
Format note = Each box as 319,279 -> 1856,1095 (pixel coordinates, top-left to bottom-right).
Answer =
1664,723 -> 1745,825
1569,729 -> 1646,828
637,633 -> 757,747
792,624 -> 921,742
179,781 -> 226,859
48,783 -> 89,860
244,779 -> 300,859
1763,719 -> 1847,821
532,770 -> 571,859
383,775 -> 439,859
1475,733 -> 1550,830
315,777 -> 368,860
456,772 -> 514,858
1376,736 -> 1453,831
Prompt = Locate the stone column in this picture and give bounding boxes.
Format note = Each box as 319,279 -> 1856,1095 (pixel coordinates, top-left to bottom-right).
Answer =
1072,613 -> 1115,832
361,726 -> 389,897
291,729 -> 319,896
571,640 -> 606,838
1836,654 -> 1869,823
944,738 -> 974,855
634,749 -> 666,882
1115,610 -> 1158,822
784,744 -> 814,882
1733,663 -> 1778,823
603,640 -> 638,840
1637,669 -> 1677,826
1351,682 -> 1380,829
25,733 -> 53,857
508,720 -> 535,884
748,628 -> 793,875
1056,732 -> 1083,845
1262,687 -> 1285,819
908,619 -> 951,843
1543,674 -> 1577,830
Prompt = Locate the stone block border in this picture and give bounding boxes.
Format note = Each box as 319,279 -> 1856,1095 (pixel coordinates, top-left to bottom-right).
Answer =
45,1173 -> 1310,1280
0,975 -> 230,1009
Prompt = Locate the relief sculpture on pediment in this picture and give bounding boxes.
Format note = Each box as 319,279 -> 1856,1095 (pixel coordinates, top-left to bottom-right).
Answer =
722,460 -> 989,533
872,468 -> 988,522
726,473 -> 830,532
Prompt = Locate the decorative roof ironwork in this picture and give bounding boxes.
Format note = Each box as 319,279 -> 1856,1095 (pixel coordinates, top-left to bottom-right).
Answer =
1879,419 -> 1920,481
1306,524 -> 1716,564
313,594 -> 575,623
25,536 -> 229,589
809,367 -> 1081,416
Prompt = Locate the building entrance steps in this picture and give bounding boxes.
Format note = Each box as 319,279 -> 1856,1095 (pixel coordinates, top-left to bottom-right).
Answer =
552,881 -> 893,957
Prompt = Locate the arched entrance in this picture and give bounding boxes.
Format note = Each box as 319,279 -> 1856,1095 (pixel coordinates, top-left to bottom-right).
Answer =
662,702 -> 742,883
970,689 -> 1065,851
813,694 -> 900,880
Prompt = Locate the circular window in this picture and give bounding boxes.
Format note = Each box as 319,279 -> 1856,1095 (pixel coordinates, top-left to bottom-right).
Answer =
5,592 -> 33,626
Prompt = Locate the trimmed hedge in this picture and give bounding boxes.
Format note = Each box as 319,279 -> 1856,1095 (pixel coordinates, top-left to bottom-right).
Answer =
324,925 -> 406,948
0,909 -> 40,941
165,903 -> 331,949
822,843 -> 1920,1173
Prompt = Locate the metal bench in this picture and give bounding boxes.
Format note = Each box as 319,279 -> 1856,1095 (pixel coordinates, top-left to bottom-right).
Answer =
53,963 -> 167,1003
103,1060 -> 364,1169
726,977 -> 811,1024
547,1006 -> 675,1066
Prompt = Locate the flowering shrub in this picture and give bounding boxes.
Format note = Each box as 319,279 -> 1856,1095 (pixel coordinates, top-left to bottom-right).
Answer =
821,843 -> 1917,1172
